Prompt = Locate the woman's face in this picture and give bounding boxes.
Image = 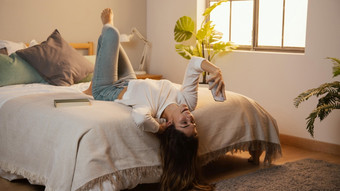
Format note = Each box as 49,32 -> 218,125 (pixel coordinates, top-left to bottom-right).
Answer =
171,104 -> 197,137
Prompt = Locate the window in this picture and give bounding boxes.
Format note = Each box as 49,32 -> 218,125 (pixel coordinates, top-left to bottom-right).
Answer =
208,0 -> 308,53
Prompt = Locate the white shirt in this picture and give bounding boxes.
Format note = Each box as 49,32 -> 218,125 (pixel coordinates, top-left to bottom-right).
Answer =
115,57 -> 205,133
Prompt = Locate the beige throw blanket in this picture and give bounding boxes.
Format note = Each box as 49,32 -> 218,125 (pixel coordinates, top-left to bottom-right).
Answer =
0,84 -> 281,191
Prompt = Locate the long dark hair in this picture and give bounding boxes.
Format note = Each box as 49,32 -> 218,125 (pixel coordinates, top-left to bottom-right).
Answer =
158,125 -> 213,191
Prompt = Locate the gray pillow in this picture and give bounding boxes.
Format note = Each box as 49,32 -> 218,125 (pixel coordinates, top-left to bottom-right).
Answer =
16,29 -> 94,86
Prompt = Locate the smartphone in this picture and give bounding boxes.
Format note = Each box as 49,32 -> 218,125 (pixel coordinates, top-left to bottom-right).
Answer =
209,81 -> 226,102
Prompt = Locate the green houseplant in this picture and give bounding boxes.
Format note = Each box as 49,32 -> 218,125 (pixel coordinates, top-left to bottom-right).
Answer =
174,0 -> 238,83
294,57 -> 340,137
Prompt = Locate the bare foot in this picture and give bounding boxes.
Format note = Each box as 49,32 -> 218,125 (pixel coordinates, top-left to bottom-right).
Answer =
83,88 -> 92,96
101,8 -> 114,25
83,81 -> 93,96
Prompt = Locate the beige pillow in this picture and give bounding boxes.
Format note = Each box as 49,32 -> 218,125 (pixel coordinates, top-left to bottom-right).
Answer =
0,40 -> 27,55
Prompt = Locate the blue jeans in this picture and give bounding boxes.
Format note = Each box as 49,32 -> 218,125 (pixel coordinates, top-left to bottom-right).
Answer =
92,24 -> 136,101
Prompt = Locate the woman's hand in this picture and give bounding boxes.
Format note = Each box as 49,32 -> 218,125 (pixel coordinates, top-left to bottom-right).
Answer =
157,122 -> 168,134
201,60 -> 226,97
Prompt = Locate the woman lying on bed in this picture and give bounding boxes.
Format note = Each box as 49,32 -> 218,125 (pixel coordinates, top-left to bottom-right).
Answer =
83,8 -> 225,191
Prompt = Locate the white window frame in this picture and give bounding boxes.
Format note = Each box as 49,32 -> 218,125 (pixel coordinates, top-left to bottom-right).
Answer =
207,0 -> 306,53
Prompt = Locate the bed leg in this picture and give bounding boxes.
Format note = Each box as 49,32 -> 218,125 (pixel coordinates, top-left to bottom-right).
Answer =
248,150 -> 263,165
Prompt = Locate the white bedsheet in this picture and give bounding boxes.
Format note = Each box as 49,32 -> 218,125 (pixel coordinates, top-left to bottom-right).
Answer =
0,83 -> 281,191
0,83 -> 90,108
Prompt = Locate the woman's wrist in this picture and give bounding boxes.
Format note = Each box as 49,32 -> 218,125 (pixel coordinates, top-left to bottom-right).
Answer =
211,67 -> 221,76
157,123 -> 166,134
201,60 -> 220,74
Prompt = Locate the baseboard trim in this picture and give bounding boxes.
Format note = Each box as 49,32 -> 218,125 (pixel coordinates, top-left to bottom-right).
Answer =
280,134 -> 340,156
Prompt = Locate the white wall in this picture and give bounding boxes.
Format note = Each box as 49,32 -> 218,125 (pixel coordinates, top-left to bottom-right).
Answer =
0,0 -> 146,70
147,0 -> 340,145
146,0 -> 197,76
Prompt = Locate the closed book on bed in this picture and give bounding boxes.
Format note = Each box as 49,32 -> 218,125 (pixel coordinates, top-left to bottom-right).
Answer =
54,98 -> 91,107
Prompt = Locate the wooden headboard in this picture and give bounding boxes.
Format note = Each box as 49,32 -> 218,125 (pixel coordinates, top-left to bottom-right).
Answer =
25,42 -> 95,55
69,42 -> 94,55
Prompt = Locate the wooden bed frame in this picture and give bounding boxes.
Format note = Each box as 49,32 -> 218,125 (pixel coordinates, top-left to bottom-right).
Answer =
69,42 -> 94,55
25,41 -> 164,80
68,42 -> 162,80
25,42 -> 95,55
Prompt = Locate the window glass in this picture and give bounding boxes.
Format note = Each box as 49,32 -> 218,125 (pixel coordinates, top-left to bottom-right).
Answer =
283,0 -> 308,47
258,0 -> 283,46
210,2 -> 230,42
208,0 -> 307,52
231,0 -> 253,45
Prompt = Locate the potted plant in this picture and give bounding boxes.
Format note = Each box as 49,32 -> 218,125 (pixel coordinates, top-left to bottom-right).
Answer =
173,0 -> 238,83
294,57 -> 340,137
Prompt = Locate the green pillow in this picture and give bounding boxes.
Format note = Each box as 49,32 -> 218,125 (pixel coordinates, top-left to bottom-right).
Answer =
0,53 -> 45,86
84,55 -> 96,65
78,73 -> 93,83
78,55 -> 96,83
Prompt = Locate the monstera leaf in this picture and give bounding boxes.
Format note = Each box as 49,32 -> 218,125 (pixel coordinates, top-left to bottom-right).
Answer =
174,0 -> 236,61
196,21 -> 215,43
174,16 -> 195,43
173,0 -> 237,83
175,44 -> 195,60
211,41 -> 238,60
203,0 -> 228,17
197,21 -> 224,47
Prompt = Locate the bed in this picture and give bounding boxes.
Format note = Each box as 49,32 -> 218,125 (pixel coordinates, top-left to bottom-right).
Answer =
0,30 -> 281,191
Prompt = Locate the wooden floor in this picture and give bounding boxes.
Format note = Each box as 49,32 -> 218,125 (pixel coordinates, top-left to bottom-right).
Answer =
1,144 -> 339,191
